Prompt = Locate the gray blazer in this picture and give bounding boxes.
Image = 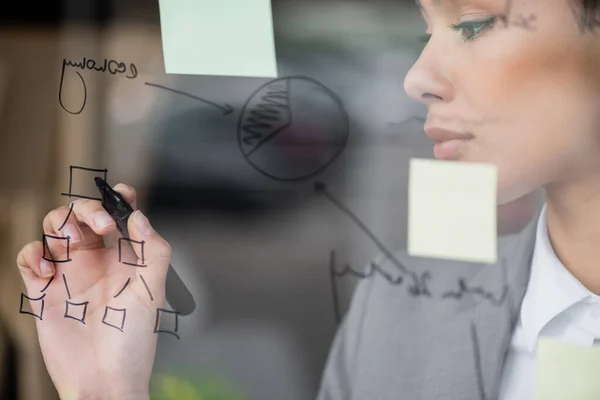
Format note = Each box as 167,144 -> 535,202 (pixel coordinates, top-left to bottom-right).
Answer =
316,208 -> 541,400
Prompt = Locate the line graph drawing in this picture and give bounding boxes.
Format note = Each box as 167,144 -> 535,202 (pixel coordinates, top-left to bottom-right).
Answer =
316,181 -> 429,296
319,182 -> 508,324
329,250 -> 407,323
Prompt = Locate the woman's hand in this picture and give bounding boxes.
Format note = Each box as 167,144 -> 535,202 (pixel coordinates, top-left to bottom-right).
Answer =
16,184 -> 171,400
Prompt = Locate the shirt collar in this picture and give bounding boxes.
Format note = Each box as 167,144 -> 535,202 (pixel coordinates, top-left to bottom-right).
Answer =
519,203 -> 594,352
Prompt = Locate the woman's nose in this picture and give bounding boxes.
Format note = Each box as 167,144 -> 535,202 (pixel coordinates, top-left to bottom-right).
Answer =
403,41 -> 453,105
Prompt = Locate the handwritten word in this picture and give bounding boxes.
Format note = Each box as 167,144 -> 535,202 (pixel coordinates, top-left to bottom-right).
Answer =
441,278 -> 508,306
58,57 -> 138,115
329,249 -> 509,324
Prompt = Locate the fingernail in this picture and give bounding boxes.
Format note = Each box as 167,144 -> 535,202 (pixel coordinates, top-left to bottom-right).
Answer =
94,211 -> 113,229
40,259 -> 55,278
134,210 -> 154,235
63,224 -> 81,244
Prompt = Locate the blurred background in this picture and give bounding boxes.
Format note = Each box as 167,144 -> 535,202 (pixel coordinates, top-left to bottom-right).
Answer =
0,0 -> 543,399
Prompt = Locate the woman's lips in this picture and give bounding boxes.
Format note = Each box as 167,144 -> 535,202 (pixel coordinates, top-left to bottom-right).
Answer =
424,126 -> 474,142
433,138 -> 472,160
424,126 -> 474,160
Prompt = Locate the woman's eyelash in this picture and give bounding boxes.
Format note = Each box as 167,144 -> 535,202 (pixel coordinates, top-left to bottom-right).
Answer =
448,17 -> 496,42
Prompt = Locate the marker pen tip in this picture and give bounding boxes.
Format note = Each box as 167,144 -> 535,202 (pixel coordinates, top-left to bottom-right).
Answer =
94,177 -> 106,190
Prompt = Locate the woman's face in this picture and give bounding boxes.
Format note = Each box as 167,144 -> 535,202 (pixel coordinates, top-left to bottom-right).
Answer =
404,0 -> 600,204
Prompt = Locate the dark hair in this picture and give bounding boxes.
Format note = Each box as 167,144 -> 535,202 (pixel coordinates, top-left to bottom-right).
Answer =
574,0 -> 600,32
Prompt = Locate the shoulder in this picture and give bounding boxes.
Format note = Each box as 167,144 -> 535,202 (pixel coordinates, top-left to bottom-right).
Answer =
318,227 -> 537,399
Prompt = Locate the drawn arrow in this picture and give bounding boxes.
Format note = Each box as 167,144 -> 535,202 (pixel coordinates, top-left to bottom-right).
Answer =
144,82 -> 234,115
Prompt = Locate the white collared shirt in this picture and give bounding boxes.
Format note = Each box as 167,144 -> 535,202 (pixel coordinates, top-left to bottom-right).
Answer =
497,204 -> 600,400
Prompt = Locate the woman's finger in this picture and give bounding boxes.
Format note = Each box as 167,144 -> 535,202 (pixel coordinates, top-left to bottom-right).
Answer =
71,198 -> 117,236
127,210 -> 171,291
43,204 -> 85,244
113,183 -> 138,210
16,241 -> 54,287
70,183 -> 137,237
103,183 -> 139,249
42,203 -> 104,251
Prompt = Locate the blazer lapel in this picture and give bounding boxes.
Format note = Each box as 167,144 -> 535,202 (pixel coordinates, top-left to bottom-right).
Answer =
431,208 -> 540,399
469,208 -> 540,399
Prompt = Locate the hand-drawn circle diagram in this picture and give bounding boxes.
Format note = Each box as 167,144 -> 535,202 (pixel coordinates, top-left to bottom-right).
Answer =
238,76 -> 349,181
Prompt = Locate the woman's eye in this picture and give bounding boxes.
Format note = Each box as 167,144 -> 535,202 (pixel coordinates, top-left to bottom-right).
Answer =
449,17 -> 496,42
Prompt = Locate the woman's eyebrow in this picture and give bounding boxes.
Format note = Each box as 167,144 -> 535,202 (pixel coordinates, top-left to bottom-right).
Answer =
414,0 -> 443,11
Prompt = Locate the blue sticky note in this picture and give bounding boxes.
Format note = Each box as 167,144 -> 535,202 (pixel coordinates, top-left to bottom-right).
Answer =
158,0 -> 278,77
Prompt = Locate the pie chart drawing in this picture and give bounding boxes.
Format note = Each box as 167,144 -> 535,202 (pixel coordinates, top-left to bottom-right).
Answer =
238,76 -> 349,181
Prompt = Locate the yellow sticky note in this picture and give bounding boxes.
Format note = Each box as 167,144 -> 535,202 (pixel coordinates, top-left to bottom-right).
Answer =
536,338 -> 600,400
407,158 -> 497,263
158,0 -> 278,77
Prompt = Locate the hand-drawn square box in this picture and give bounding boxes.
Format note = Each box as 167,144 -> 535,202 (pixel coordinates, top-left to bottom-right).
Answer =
64,300 -> 89,324
19,293 -> 46,320
118,238 -> 147,267
60,165 -> 108,201
102,306 -> 127,332
154,308 -> 180,339
42,234 -> 72,263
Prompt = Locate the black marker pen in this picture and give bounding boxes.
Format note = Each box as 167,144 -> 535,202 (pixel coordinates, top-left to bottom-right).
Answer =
94,177 -> 196,316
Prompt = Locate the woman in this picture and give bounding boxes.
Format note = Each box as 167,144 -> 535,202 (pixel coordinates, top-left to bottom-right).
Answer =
15,0 -> 600,399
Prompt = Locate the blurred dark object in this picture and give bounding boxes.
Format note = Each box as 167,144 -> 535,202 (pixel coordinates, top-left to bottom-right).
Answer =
144,106 -> 303,220
0,0 -> 112,27
0,324 -> 17,400
146,182 -> 299,218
